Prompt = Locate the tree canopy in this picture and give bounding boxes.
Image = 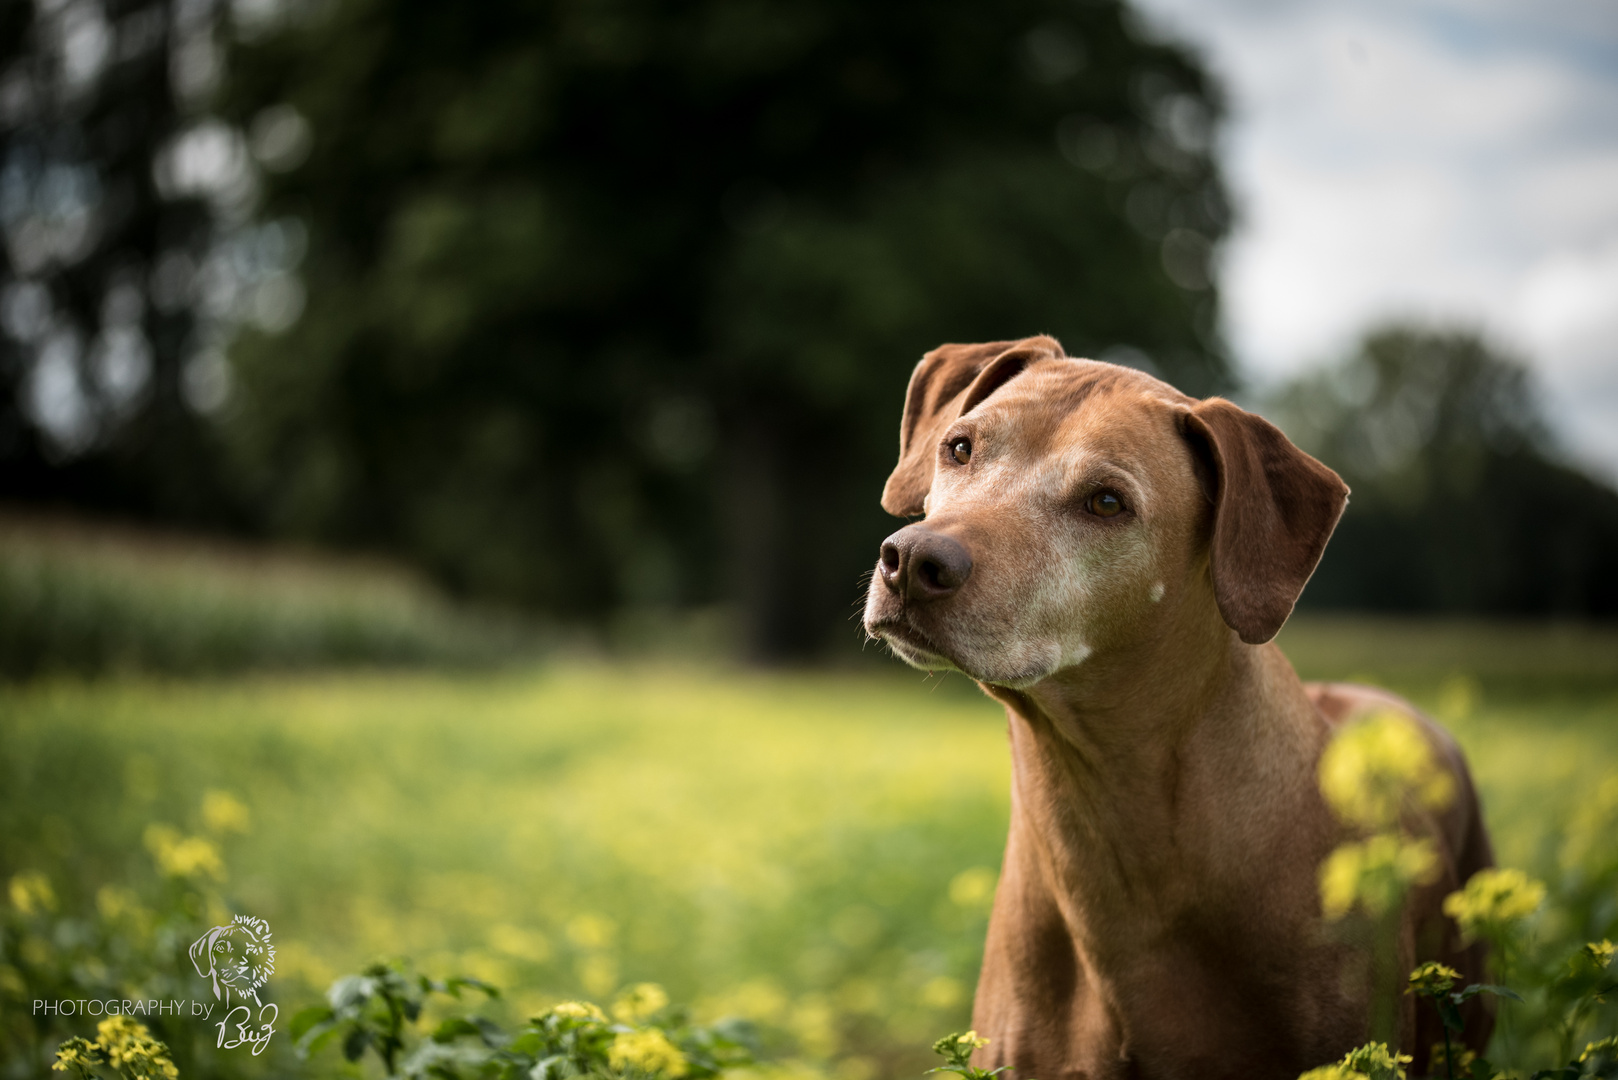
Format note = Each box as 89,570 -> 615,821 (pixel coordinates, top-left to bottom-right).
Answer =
1273,326 -> 1618,617
3,0 -> 1233,655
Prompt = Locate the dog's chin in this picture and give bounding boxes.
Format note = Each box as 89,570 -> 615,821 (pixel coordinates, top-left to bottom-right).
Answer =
870,621 -> 1061,689
869,621 -> 962,673
971,643 -> 1062,690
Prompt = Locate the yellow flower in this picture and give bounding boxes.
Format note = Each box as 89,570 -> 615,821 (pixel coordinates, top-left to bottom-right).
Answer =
1583,940 -> 1616,968
566,912 -> 617,948
1319,834 -> 1439,920
608,1029 -> 689,1077
921,975 -> 965,1009
696,978 -> 786,1024
1298,1042 -> 1411,1080
1319,711 -> 1454,830
143,824 -> 225,881
1442,868 -> 1545,942
488,923 -> 552,963
948,867 -> 997,909
8,871 -> 56,915
1582,1036 -> 1618,1063
549,1000 -> 607,1022
578,954 -> 619,997
1406,962 -> 1460,996
202,790 -> 252,834
955,1030 -> 990,1050
1428,1042 -> 1476,1073
52,1037 -> 99,1077
1297,1066 -> 1364,1080
91,1017 -> 180,1080
96,886 -> 140,921
614,982 -> 670,1022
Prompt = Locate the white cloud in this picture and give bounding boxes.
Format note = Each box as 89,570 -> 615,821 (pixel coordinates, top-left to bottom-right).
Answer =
1512,238 -> 1618,482
1131,0 -> 1618,480
1518,239 -> 1618,371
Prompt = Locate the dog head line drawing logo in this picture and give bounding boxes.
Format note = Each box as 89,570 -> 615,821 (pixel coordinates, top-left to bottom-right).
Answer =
189,915 -> 275,1007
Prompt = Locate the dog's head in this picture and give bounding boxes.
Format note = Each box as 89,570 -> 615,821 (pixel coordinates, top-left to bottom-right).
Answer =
861,336 -> 1348,688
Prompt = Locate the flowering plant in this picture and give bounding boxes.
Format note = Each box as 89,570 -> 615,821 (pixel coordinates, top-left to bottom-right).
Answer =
927,1030 -> 1006,1080
287,966 -> 754,1080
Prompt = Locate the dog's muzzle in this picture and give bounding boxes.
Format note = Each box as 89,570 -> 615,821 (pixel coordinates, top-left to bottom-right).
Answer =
877,525 -> 973,602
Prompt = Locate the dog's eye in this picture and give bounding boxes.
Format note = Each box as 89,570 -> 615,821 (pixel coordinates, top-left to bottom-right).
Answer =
1088,491 -> 1124,517
950,438 -> 972,465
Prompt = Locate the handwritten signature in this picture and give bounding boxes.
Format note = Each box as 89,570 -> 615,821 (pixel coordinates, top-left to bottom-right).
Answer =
214,1003 -> 276,1056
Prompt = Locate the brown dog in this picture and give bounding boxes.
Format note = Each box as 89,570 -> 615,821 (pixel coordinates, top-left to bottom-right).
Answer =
862,337 -> 1493,1079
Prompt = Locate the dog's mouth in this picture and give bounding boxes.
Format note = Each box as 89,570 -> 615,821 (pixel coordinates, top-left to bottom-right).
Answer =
866,617 -> 963,673
869,613 -> 1064,689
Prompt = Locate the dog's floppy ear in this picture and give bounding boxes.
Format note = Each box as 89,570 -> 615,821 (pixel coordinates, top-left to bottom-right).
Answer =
881,336 -> 1064,516
1182,398 -> 1349,644
190,926 -> 224,977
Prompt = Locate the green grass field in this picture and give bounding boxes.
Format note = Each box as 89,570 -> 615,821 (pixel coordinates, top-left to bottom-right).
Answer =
0,513 -> 532,678
4,616 -> 1617,1079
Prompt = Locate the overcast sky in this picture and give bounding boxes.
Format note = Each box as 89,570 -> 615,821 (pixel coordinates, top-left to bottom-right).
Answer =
1129,0 -> 1618,482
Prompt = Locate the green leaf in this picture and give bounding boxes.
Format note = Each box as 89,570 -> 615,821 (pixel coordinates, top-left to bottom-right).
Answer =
432,1017 -> 482,1043
289,1005 -> 336,1042
1457,983 -> 1524,1003
530,1053 -> 566,1080
328,974 -> 375,1012
301,1024 -> 342,1059
445,976 -> 501,1000
507,1032 -> 543,1057
343,1025 -> 374,1062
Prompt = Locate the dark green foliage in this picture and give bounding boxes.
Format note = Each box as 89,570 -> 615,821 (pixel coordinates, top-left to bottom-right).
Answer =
1272,326 -> 1618,617
0,1 -> 234,525
0,0 -> 1230,658
290,965 -> 755,1080
0,842 -> 289,1080
290,965 -> 500,1075
226,0 -> 1231,653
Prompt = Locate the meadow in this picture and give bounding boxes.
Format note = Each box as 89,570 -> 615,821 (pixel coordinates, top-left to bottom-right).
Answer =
3,616 -> 1617,1079
0,513 -> 529,679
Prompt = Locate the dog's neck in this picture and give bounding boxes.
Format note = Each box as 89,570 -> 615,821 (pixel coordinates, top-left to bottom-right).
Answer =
980,597 -> 1328,973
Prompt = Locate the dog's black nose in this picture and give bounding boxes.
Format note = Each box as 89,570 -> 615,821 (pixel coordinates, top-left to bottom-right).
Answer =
878,525 -> 973,601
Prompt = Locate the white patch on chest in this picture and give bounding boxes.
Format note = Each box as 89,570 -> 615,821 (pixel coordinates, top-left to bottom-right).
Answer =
1150,581 -> 1165,602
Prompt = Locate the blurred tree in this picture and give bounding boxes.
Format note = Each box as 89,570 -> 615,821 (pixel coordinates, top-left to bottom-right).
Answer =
0,0 -> 244,525
4,0 -> 1234,657
1272,326 -> 1618,617
218,0 -> 1232,656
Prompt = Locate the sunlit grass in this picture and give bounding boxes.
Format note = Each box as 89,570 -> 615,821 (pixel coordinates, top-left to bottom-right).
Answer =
3,617 -> 1616,1077
1,665 -> 1010,1076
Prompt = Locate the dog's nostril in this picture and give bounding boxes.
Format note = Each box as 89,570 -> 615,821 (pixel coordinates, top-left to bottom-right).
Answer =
880,543 -> 900,573
917,559 -> 944,590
